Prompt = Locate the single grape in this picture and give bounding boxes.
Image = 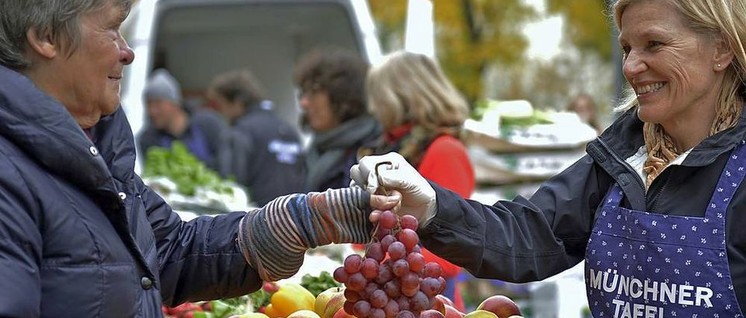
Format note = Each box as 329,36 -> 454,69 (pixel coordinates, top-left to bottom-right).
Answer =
370,308 -> 386,318
347,272 -> 367,291
383,279 -> 402,298
352,300 -> 371,317
406,252 -> 425,273
375,262 -> 395,285
383,299 -> 400,318
396,310 -> 416,318
400,272 -> 420,290
343,300 -> 356,315
366,242 -> 385,263
420,277 -> 441,297
396,296 -> 411,311
344,289 -> 362,302
410,291 -> 430,312
422,262 -> 442,278
397,229 -> 419,252
361,258 -> 380,280
387,241 -> 406,260
333,266 -> 349,283
379,210 -> 398,230
365,282 -> 379,297
380,235 -> 396,252
400,215 -> 418,230
369,289 -> 389,308
344,254 -> 364,274
391,259 -> 410,277
400,285 -> 419,297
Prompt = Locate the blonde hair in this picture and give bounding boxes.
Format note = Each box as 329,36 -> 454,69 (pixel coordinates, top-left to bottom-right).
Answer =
366,51 -> 469,132
613,0 -> 746,187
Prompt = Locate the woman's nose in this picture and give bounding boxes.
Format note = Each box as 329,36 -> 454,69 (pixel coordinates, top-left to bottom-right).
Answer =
119,39 -> 135,65
622,50 -> 647,79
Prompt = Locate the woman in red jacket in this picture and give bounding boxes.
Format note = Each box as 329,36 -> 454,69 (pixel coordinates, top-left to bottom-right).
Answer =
361,51 -> 475,310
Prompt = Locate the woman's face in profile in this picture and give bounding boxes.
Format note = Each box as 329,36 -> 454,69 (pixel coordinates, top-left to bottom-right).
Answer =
618,0 -> 725,128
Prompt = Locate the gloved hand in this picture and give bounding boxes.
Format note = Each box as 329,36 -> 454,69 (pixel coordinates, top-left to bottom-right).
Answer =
237,187 -> 398,282
349,152 -> 436,226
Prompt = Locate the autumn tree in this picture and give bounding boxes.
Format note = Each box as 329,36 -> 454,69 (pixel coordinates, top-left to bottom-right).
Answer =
367,0 -> 537,104
545,0 -> 614,61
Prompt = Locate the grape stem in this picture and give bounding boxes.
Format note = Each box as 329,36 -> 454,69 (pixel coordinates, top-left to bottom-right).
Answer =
366,161 -> 400,250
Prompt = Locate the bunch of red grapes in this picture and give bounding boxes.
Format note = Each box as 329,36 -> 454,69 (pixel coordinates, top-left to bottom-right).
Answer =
333,210 -> 446,318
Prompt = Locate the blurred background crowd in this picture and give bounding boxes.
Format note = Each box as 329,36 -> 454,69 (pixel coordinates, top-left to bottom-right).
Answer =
124,0 -> 620,316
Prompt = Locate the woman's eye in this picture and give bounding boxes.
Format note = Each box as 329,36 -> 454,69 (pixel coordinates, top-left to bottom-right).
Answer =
621,45 -> 631,58
648,41 -> 663,49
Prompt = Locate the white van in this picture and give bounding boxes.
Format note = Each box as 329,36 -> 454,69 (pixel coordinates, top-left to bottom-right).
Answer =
120,0 -> 384,171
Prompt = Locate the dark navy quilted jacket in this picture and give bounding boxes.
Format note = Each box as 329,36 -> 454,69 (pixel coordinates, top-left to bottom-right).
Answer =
0,65 -> 261,317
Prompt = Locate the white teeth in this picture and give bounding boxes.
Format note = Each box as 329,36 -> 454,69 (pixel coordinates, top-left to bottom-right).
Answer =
636,82 -> 664,95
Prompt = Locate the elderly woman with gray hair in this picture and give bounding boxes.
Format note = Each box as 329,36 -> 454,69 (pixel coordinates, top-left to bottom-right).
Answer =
0,1 -> 397,316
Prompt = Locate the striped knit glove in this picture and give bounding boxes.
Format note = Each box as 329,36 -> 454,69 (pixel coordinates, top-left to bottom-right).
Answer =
237,188 -> 373,282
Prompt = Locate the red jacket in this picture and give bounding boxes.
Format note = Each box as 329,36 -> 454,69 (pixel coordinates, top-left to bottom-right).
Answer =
417,135 -> 475,277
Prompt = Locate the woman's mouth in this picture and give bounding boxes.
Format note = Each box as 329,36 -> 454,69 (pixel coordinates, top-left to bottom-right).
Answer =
636,82 -> 665,96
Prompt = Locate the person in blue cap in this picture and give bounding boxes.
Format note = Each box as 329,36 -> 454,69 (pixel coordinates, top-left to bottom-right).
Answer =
138,68 -> 227,171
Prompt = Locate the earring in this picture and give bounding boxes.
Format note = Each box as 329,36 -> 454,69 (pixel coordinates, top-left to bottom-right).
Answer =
717,63 -> 722,68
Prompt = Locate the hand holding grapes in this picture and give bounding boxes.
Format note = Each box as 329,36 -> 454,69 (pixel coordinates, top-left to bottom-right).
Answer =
237,188 -> 400,282
350,152 -> 437,227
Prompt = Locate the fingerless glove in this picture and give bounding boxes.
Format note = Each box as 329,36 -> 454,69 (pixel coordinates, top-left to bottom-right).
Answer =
238,188 -> 373,281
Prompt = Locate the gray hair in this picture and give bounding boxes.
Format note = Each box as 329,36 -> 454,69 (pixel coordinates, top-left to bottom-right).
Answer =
0,0 -> 132,70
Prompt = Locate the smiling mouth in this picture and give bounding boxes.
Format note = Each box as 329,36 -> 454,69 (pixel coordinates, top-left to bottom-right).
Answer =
635,82 -> 665,96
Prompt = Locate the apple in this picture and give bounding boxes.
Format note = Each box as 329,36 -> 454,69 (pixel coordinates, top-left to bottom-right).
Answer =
314,286 -> 346,318
420,309 -> 446,318
228,313 -> 271,318
331,307 -> 355,318
476,295 -> 521,318
443,305 -> 466,318
463,310 -> 498,318
435,295 -> 456,308
287,309 -> 321,318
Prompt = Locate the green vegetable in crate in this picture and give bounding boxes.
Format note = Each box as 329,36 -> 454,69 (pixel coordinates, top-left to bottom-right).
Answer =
300,271 -> 340,297
143,141 -> 233,196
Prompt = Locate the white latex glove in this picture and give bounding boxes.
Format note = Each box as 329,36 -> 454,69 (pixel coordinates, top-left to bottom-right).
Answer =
350,152 -> 437,226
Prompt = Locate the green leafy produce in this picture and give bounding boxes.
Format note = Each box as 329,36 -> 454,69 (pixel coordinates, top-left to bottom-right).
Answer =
300,271 -> 340,297
247,289 -> 271,311
143,141 -> 233,196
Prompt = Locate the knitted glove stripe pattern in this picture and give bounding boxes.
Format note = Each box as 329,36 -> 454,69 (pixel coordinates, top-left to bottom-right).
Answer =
238,188 -> 372,281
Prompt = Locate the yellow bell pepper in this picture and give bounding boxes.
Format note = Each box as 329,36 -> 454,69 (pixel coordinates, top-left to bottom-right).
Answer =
264,304 -> 281,318
270,282 -> 315,317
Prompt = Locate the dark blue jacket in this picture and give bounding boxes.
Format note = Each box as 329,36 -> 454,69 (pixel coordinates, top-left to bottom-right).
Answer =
219,104 -> 305,206
0,66 -> 260,317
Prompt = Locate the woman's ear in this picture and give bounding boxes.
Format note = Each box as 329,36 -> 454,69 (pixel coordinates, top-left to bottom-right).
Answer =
713,35 -> 734,72
25,27 -> 57,59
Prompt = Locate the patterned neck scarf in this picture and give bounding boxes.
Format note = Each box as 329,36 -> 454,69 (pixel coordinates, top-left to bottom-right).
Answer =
358,123 -> 462,168
643,101 -> 741,188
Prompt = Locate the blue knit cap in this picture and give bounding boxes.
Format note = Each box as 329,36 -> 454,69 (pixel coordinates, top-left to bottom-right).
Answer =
143,69 -> 182,104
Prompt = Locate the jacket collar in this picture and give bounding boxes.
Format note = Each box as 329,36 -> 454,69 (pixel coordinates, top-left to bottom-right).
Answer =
0,65 -> 133,195
593,104 -> 746,168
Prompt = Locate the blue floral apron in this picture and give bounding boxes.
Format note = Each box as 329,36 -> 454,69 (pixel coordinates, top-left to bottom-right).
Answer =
585,142 -> 746,317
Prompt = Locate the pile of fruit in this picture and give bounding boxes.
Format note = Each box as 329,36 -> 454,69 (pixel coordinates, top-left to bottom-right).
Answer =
163,211 -> 526,318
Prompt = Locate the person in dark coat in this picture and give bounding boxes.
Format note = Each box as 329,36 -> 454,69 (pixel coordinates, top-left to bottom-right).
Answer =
0,1 -> 398,316
207,69 -> 305,206
138,69 -> 227,171
351,0 -> 746,316
294,47 -> 381,192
